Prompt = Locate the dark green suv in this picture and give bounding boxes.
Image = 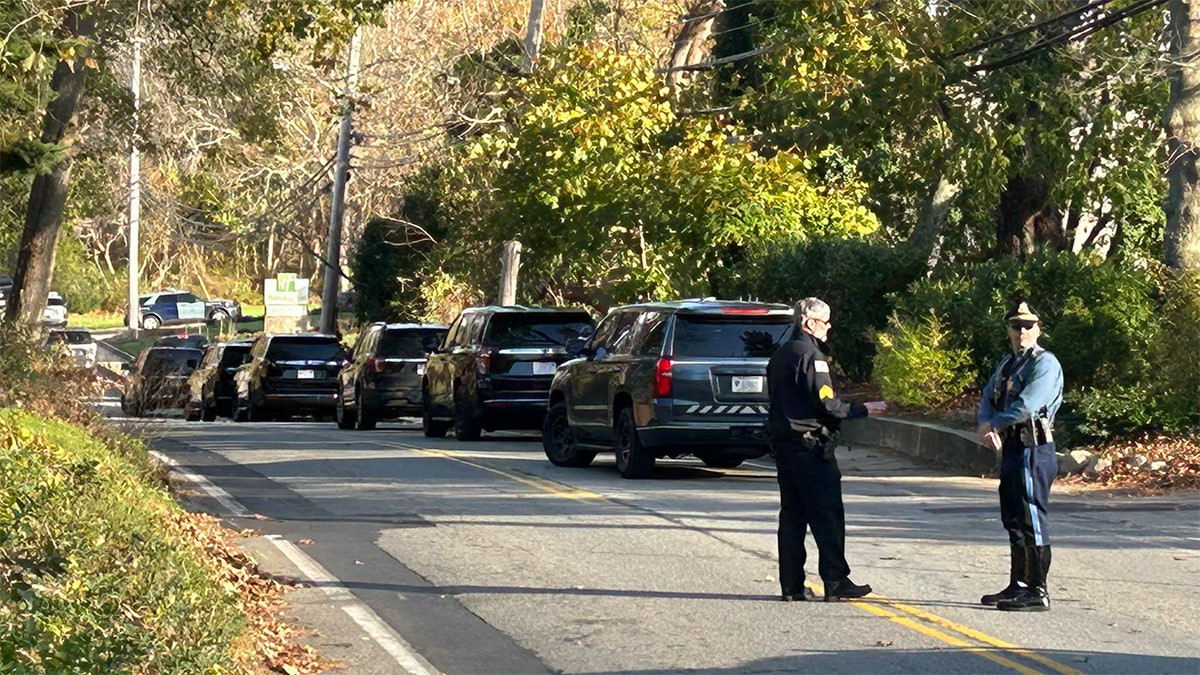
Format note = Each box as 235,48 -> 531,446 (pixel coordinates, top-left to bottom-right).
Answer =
543,299 -> 794,478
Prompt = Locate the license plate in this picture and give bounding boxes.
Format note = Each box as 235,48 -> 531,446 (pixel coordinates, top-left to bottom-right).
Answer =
297,369 -> 315,379
532,361 -> 557,375
731,376 -> 763,393
416,363 -> 425,375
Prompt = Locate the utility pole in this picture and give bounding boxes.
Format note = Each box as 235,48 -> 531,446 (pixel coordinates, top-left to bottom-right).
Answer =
522,0 -> 546,73
499,240 -> 522,305
320,27 -> 361,334
127,38 -> 141,335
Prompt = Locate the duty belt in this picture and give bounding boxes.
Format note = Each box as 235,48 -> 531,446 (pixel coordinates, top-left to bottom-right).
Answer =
1005,418 -> 1054,447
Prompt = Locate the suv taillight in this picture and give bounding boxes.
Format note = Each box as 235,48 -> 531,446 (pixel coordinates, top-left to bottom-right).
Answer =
654,357 -> 673,398
477,351 -> 492,376
370,355 -> 386,372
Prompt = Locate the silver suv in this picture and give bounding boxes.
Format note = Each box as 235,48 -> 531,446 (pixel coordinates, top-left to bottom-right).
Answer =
543,299 -> 794,478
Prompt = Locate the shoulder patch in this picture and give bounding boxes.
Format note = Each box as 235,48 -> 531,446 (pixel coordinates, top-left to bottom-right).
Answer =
819,385 -> 835,400
814,360 -> 830,373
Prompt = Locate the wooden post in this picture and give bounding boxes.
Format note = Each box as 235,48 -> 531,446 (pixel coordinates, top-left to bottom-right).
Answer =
499,240 -> 522,306
521,0 -> 545,74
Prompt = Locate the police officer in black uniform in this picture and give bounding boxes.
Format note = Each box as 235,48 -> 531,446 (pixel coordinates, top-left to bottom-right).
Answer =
977,301 -> 1063,612
767,297 -> 887,602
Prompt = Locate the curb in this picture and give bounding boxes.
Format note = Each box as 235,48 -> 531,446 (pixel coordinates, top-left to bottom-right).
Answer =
842,415 -> 1000,476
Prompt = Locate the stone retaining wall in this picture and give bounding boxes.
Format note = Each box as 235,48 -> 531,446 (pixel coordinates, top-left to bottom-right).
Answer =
841,416 -> 1001,476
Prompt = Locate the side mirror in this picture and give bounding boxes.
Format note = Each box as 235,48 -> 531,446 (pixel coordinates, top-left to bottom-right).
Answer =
120,363 -> 133,374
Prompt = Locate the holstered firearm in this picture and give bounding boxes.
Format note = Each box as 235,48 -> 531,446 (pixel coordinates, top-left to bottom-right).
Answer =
799,427 -> 840,460
1018,417 -> 1054,446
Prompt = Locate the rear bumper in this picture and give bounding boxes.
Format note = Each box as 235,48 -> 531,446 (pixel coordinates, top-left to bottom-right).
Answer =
364,385 -> 423,416
478,391 -> 548,429
262,392 -> 337,410
639,422 -> 770,457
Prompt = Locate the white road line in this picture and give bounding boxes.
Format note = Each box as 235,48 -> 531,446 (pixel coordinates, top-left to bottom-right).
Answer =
150,450 -> 251,517
268,536 -> 440,675
149,451 -> 439,675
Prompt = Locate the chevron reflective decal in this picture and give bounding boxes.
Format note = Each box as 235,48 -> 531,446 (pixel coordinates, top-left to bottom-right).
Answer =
684,404 -> 769,415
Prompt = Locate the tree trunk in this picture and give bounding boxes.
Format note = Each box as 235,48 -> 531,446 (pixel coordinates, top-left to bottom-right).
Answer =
521,0 -> 546,74
667,0 -> 726,91
1164,0 -> 1200,270
995,174 -> 1067,257
909,175 -> 960,263
4,7 -> 95,325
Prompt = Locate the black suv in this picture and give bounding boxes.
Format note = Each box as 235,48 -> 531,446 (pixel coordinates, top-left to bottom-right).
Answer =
185,339 -> 253,421
336,322 -> 448,430
543,299 -> 794,478
121,346 -> 204,416
422,306 -> 594,440
233,333 -> 347,421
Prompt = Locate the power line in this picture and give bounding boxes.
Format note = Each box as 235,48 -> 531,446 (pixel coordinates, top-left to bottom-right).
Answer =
947,0 -> 1120,59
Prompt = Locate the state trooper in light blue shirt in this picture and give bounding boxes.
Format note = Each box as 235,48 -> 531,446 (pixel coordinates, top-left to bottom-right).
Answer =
976,301 -> 1063,612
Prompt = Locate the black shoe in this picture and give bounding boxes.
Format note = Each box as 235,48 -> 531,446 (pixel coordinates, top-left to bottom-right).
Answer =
823,579 -> 872,601
995,587 -> 1050,612
781,587 -> 817,602
981,582 -> 1027,606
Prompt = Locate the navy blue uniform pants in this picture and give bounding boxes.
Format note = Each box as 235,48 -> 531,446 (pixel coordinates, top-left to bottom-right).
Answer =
774,439 -> 851,594
998,438 -> 1057,546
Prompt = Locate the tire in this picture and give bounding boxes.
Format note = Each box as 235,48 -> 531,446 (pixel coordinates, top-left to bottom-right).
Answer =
543,401 -> 596,467
336,390 -> 355,429
355,387 -> 377,431
697,453 -> 745,469
453,390 -> 482,441
141,314 -> 161,330
422,388 -> 450,438
614,407 -> 654,479
184,402 -> 201,422
120,393 -> 134,417
201,398 -> 217,422
233,395 -> 250,422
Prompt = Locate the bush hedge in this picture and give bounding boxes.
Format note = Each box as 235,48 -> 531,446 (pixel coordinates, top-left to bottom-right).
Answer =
888,253 -> 1197,440
0,408 -> 247,672
735,236 -> 926,380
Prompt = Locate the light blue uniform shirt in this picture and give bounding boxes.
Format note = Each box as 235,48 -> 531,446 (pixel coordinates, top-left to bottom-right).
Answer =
978,346 -> 1064,431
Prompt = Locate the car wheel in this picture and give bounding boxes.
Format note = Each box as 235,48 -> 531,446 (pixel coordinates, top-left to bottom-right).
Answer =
614,407 -> 654,479
201,398 -> 217,422
120,393 -> 133,417
453,390 -> 482,441
141,314 -> 161,330
184,401 -> 201,422
233,395 -> 249,422
543,401 -> 596,467
336,389 -> 355,430
355,386 -> 377,431
697,453 -> 745,469
422,388 -> 449,438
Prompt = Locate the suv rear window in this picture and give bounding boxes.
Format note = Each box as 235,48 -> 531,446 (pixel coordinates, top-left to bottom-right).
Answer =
266,336 -> 344,361
219,345 -> 251,367
671,315 -> 793,358
144,348 -> 203,374
379,328 -> 446,357
48,330 -> 93,345
486,314 -> 592,348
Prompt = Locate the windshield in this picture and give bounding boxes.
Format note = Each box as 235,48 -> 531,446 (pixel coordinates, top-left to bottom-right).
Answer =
671,316 -> 793,358
485,314 -> 593,348
266,336 -> 344,361
143,348 -> 203,375
379,328 -> 447,357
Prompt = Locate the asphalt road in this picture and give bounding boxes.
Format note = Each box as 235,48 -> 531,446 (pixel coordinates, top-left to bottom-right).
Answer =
136,416 -> 1199,675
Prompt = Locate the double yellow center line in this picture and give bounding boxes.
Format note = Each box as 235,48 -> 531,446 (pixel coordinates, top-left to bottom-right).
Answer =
401,444 -> 1081,675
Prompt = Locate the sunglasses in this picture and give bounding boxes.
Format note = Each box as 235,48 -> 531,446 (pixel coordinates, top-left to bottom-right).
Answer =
1008,320 -> 1038,330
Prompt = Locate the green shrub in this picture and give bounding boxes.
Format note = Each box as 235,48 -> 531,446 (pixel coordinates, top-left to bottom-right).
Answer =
874,311 -> 974,408
0,409 -> 245,673
736,236 -> 925,381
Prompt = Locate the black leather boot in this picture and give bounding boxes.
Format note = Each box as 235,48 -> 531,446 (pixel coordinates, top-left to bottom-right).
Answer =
823,578 -> 872,601
996,545 -> 1050,612
981,543 -> 1027,606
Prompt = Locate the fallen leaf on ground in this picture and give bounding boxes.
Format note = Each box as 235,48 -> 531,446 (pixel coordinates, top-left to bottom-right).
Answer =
875,640 -> 894,647
296,538 -> 314,545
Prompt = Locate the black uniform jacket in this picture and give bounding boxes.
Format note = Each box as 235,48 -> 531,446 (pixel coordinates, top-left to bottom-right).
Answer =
767,331 -> 867,441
